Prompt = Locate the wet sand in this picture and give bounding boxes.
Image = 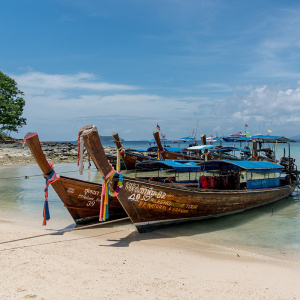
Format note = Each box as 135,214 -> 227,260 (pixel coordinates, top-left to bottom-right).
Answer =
0,219 -> 299,300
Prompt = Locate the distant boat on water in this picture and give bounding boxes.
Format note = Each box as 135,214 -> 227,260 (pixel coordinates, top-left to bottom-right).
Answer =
206,136 -> 223,144
153,131 -> 200,161
112,132 -> 155,170
172,136 -> 199,147
222,132 -> 250,142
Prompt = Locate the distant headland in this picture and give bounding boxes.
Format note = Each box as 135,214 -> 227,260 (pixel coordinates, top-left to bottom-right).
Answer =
290,134 -> 300,142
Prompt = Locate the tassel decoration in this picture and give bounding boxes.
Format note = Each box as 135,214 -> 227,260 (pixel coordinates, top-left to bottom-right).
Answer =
43,170 -> 60,226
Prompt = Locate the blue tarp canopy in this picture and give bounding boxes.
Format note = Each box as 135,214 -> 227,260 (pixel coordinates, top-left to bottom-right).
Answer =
135,160 -> 201,172
231,137 -> 251,142
199,160 -> 283,173
147,146 -> 184,153
127,147 -> 183,153
187,145 -> 250,153
251,135 -> 295,143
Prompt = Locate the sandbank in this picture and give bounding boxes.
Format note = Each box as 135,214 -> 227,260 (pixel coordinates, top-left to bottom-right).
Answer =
0,218 -> 299,300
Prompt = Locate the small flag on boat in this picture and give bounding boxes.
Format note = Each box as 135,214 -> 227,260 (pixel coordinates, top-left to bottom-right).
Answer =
268,130 -> 272,133
156,124 -> 160,130
245,124 -> 248,127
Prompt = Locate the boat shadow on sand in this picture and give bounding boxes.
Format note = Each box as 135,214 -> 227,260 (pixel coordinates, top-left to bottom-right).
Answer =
98,192 -> 300,248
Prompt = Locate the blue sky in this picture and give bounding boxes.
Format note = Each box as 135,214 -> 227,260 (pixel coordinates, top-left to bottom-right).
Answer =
1,0 -> 300,141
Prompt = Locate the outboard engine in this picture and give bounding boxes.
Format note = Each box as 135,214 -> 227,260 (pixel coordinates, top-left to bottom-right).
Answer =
280,157 -> 295,172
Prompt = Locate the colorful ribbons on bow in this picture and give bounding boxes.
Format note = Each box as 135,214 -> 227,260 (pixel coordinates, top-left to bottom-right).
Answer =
158,148 -> 165,160
43,170 -> 60,225
87,153 -> 91,169
99,169 -> 123,222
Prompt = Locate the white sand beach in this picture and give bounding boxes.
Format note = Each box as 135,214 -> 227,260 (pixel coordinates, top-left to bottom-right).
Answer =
0,219 -> 299,300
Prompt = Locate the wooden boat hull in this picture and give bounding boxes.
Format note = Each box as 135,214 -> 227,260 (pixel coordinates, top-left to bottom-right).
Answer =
161,151 -> 197,160
113,132 -> 151,169
24,132 -> 126,224
80,125 -> 299,233
59,175 -> 125,224
118,178 -> 296,232
153,131 -> 200,161
121,152 -> 153,169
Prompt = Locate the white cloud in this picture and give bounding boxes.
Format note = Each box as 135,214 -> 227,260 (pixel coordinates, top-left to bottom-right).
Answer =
214,83 -> 300,136
11,71 -> 205,139
10,71 -> 300,140
12,72 -> 138,92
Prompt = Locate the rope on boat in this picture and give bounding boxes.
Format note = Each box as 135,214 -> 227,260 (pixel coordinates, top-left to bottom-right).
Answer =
0,167 -> 98,181
0,217 -> 130,245
42,170 -> 60,226
99,162 -> 123,222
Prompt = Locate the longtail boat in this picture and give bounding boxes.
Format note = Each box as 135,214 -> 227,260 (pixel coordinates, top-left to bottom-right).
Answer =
112,132 -> 153,170
81,125 -> 299,233
248,135 -> 295,163
153,130 -> 200,161
24,132 -> 125,224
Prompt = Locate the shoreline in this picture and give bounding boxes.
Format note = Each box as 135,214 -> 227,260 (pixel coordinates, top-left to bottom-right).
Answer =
1,201 -> 300,264
2,211 -> 300,266
0,218 -> 299,299
0,139 -> 77,166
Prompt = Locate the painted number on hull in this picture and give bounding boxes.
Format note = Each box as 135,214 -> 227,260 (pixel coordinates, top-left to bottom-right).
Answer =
129,193 -> 150,202
125,182 -> 167,201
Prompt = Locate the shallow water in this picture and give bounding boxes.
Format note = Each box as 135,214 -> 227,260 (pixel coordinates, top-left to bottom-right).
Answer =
0,141 -> 300,259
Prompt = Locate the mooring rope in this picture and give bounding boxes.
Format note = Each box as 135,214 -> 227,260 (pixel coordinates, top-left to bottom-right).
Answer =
0,217 -> 130,245
0,167 -> 98,181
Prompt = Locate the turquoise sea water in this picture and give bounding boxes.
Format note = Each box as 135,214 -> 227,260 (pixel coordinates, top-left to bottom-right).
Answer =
0,140 -> 299,259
